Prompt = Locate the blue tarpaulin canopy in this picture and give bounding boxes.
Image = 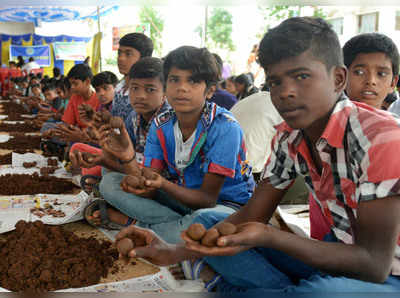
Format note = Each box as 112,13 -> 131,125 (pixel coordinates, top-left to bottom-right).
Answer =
0,6 -> 119,25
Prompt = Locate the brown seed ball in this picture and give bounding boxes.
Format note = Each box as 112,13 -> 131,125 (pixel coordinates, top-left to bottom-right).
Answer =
101,110 -> 112,123
187,223 -> 206,241
110,116 -> 124,129
125,175 -> 140,188
142,167 -> 157,180
117,238 -> 134,256
217,222 -> 237,236
201,228 -> 220,247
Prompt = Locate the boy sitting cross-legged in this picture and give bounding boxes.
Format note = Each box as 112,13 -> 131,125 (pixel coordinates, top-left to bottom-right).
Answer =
114,17 -> 400,293
95,47 -> 255,243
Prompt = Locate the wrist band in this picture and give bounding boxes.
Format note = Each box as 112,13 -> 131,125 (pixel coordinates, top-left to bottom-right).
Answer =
119,154 -> 135,164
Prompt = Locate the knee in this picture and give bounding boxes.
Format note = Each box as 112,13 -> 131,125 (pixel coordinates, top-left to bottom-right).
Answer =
192,211 -> 230,229
99,172 -> 124,197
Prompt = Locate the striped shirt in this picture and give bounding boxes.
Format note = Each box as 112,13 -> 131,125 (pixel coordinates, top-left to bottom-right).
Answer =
262,95 -> 400,275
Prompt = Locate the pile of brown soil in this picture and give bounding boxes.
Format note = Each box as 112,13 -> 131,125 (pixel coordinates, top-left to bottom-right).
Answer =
1,102 -> 27,115
0,135 -> 41,150
0,220 -> 119,292
0,150 -> 35,165
0,173 -> 75,195
0,153 -> 11,165
0,122 -> 39,133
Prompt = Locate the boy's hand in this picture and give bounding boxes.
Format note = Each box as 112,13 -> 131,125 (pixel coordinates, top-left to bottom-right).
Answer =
181,222 -> 270,256
99,117 -> 136,162
93,110 -> 112,128
70,150 -> 102,169
53,124 -> 85,142
78,104 -> 95,127
142,169 -> 164,189
116,225 -> 180,266
120,175 -> 151,195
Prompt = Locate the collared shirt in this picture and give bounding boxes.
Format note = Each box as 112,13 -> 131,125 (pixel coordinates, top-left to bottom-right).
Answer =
144,101 -> 255,206
125,101 -> 170,165
111,79 -> 133,119
262,95 -> 400,275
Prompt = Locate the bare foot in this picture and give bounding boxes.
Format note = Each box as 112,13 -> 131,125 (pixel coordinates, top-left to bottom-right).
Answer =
89,208 -> 135,226
169,260 -> 217,283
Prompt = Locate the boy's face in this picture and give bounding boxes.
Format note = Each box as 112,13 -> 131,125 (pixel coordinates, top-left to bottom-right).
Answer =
56,87 -> 65,99
32,86 -> 41,96
69,78 -> 90,96
43,89 -> 58,102
346,52 -> 398,109
165,67 -> 213,115
129,77 -> 164,120
95,84 -> 115,105
265,49 -> 346,132
234,82 -> 245,93
117,46 -> 141,76
226,79 -> 237,95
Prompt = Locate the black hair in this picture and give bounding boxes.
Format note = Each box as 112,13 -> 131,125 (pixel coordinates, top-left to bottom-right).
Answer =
129,57 -> 164,85
343,33 -> 400,78
92,71 -> 118,88
53,67 -> 61,78
246,72 -> 255,84
9,61 -> 16,67
163,46 -> 219,89
119,33 -> 154,58
28,57 -> 34,62
55,77 -> 71,93
258,17 -> 343,72
235,73 -> 252,89
67,63 -> 93,81
30,83 -> 41,89
383,92 -> 398,105
227,75 -> 236,82
42,83 -> 57,93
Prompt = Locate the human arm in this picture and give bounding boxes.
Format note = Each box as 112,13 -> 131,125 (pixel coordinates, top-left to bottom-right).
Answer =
184,196 -> 400,283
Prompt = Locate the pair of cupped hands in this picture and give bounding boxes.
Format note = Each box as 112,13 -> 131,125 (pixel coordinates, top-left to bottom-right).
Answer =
70,104 -> 164,195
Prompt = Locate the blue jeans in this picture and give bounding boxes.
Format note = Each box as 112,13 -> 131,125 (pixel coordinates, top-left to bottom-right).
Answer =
99,171 -> 237,243
193,211 -> 400,293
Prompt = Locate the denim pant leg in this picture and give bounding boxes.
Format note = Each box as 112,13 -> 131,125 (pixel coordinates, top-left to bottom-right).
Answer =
192,211 -> 294,291
139,204 -> 236,244
99,171 -> 188,224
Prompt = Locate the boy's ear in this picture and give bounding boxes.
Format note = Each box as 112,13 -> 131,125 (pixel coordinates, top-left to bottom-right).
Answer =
333,66 -> 347,94
85,77 -> 91,86
205,85 -> 216,100
390,75 -> 399,92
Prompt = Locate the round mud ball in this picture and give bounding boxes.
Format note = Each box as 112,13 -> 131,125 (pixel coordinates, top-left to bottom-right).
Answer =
110,117 -> 124,129
117,238 -> 134,256
125,175 -> 140,188
201,228 -> 220,247
216,222 -> 237,236
186,223 -> 206,241
101,110 -> 112,123
142,167 -> 157,180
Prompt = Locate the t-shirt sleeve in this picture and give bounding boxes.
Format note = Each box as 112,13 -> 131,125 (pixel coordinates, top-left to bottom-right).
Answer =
124,113 -> 136,146
261,132 -> 297,189
61,97 -> 76,125
358,129 -> 400,202
143,122 -> 166,170
202,115 -> 243,178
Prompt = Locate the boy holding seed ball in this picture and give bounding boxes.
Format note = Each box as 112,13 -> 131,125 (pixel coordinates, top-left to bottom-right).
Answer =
113,17 -> 400,293
97,46 -> 254,243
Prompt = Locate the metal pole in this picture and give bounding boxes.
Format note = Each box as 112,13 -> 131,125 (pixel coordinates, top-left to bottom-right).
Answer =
97,6 -> 102,72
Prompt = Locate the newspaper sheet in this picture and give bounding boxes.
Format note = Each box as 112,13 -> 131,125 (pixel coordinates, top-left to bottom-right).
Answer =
277,204 -> 310,238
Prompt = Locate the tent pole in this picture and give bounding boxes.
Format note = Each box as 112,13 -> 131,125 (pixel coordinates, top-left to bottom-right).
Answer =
97,6 -> 102,72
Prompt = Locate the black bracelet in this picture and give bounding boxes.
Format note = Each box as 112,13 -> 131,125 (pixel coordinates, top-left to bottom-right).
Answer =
119,154 -> 136,164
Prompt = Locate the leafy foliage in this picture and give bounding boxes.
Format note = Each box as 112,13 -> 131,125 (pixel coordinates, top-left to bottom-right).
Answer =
139,5 -> 164,56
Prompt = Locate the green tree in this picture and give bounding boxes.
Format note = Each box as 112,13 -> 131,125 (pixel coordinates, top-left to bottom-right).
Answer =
139,5 -> 164,56
256,6 -> 328,38
196,8 -> 235,52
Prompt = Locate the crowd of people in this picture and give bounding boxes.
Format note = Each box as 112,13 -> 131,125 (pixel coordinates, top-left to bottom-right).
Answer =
1,16 -> 400,293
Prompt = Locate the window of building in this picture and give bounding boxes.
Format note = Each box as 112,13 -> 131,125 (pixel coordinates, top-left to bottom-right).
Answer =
329,18 -> 344,35
358,12 -> 379,33
396,11 -> 400,31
